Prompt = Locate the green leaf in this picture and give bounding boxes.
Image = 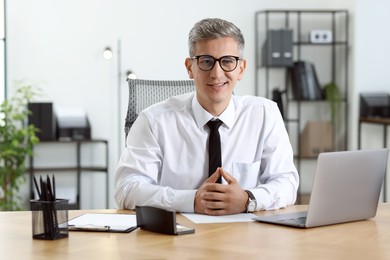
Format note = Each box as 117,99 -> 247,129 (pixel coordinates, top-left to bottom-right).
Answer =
0,81 -> 42,211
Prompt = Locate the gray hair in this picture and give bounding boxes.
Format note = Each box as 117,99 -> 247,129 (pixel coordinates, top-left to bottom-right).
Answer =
188,18 -> 245,58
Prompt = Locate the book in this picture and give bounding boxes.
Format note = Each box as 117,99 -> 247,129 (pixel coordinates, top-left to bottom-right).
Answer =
290,61 -> 323,100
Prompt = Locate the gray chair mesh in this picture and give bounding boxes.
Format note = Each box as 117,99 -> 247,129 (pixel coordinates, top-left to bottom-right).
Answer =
125,79 -> 195,137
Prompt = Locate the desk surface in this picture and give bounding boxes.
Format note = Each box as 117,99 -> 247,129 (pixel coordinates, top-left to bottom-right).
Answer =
1,204 -> 390,259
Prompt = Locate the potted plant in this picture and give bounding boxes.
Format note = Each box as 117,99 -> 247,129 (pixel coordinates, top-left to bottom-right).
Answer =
323,82 -> 343,129
0,82 -> 40,210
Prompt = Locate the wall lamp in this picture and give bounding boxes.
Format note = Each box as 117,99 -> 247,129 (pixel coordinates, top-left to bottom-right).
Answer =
103,40 -> 137,159
126,70 -> 137,80
103,47 -> 113,60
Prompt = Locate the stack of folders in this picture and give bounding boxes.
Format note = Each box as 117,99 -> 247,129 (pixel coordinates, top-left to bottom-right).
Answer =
290,61 -> 323,101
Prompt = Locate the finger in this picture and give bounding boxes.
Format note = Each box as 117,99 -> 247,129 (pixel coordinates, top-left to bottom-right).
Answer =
205,208 -> 228,216
201,198 -> 225,210
202,190 -> 224,200
206,168 -> 222,183
219,168 -> 237,184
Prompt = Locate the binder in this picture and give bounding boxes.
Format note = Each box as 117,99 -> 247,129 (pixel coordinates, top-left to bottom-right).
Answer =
262,29 -> 293,67
68,213 -> 138,233
304,62 -> 322,100
290,61 -> 323,100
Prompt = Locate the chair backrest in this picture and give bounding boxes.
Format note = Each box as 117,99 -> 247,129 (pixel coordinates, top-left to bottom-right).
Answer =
125,79 -> 195,137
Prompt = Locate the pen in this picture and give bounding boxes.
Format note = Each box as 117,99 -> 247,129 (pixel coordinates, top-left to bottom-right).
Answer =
52,175 -> 56,200
33,175 -> 41,199
34,174 -> 59,239
47,175 -> 53,201
68,225 -> 110,232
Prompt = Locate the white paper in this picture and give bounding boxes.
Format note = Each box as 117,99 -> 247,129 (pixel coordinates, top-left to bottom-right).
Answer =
68,213 -> 137,231
181,213 -> 257,224
56,106 -> 88,127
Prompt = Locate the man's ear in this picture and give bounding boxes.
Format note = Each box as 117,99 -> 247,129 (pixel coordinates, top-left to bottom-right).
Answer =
185,58 -> 194,79
237,58 -> 247,81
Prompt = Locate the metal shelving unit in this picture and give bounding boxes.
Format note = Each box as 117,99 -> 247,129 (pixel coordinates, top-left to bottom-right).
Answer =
255,10 -> 349,202
28,139 -> 109,209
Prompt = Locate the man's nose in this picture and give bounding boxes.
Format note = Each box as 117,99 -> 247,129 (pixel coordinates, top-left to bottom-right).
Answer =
209,60 -> 225,78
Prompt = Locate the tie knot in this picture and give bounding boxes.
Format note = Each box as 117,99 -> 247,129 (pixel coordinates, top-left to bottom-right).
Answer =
207,119 -> 223,131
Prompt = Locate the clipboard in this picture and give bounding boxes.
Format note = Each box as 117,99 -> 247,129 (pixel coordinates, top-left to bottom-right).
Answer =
68,213 -> 138,233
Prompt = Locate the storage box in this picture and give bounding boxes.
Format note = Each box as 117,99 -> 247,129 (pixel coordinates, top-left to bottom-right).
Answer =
56,107 -> 91,141
359,92 -> 390,118
262,29 -> 293,67
300,121 -> 333,157
28,102 -> 56,140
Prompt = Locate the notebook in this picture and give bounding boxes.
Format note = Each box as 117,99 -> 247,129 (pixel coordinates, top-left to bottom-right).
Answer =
253,148 -> 389,228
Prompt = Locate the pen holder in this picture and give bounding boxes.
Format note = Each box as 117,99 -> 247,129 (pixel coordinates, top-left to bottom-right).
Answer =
31,199 -> 69,240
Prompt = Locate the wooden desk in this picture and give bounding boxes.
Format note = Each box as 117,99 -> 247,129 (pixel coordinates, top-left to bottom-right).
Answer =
1,204 -> 390,259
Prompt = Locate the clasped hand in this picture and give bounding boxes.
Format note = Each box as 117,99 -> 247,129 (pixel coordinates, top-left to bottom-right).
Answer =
194,167 -> 248,215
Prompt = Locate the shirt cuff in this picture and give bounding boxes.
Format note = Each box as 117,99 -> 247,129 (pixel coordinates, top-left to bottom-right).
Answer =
172,190 -> 197,213
250,188 -> 286,210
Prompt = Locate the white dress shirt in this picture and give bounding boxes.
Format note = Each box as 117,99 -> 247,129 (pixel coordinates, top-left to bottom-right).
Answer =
114,92 -> 299,212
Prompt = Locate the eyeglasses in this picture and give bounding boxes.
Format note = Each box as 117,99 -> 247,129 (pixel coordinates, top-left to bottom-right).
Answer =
191,55 -> 242,72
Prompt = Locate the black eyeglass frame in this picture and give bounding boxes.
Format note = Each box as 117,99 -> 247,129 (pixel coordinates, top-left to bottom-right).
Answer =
190,55 -> 242,72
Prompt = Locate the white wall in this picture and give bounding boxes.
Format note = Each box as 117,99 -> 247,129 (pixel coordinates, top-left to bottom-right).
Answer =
353,0 -> 390,147
0,0 -> 4,104
8,0 -> 384,209
353,0 -> 390,201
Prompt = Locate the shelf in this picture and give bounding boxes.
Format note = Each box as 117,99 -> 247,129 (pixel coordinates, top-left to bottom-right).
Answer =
359,117 -> 390,125
293,41 -> 348,46
32,166 -> 108,172
256,9 -> 349,14
78,166 -> 108,172
255,9 -> 349,199
37,139 -> 108,144
287,99 -> 347,103
28,139 -> 109,209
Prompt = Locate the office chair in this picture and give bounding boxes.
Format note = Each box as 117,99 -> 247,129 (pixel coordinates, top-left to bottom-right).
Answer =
124,79 -> 195,137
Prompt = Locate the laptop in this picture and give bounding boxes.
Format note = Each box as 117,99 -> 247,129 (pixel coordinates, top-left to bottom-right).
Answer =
253,148 -> 389,228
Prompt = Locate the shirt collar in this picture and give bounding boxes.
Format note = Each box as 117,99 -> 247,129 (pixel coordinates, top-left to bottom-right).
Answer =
192,94 -> 235,129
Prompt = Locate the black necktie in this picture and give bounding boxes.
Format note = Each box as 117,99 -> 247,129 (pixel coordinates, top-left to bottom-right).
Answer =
207,119 -> 223,183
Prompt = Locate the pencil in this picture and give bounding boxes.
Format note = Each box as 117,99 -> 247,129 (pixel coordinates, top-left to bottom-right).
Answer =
33,175 -> 41,199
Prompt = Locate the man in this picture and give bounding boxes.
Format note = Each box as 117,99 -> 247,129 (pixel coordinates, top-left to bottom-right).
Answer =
114,18 -> 299,216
